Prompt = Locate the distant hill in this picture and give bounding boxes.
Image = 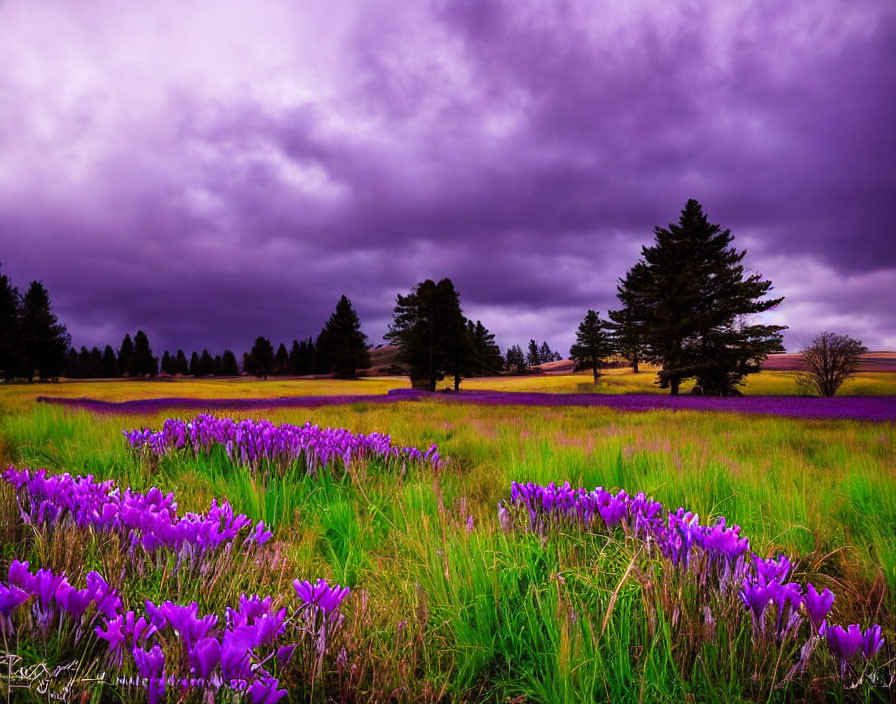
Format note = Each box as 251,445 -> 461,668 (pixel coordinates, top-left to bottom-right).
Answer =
763,351 -> 896,373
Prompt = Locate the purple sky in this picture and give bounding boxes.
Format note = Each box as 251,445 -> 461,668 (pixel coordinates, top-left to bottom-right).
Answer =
1,0 -> 894,356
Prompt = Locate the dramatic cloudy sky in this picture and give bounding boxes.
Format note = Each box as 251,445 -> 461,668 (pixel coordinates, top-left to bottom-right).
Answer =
1,0 -> 894,355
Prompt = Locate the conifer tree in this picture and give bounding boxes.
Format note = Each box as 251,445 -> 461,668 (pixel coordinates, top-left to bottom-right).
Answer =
19,281 -> 70,381
161,351 -> 173,375
189,351 -> 200,376
318,296 -> 370,378
119,334 -> 135,377
504,344 -> 526,372
175,350 -> 189,375
526,339 -> 541,367
102,345 -> 118,377
221,350 -> 239,376
245,337 -> 275,379
386,278 -> 467,390
616,199 -> 785,395
274,343 -> 291,376
569,310 -> 615,382
132,330 -> 157,376
0,268 -> 22,381
198,349 -> 214,376
213,354 -> 223,376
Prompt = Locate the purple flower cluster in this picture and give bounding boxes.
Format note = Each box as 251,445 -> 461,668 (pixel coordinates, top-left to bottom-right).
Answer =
0,560 -> 121,639
502,481 -> 886,682
1,560 -> 350,704
124,414 -> 442,475
3,467 -> 273,567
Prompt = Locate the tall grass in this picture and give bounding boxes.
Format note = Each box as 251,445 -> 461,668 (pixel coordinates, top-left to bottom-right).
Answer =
1,388 -> 894,701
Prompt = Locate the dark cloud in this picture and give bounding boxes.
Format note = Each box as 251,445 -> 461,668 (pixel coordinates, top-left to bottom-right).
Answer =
0,0 -> 893,355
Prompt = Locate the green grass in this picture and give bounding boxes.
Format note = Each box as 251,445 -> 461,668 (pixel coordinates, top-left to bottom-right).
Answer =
1,379 -> 894,702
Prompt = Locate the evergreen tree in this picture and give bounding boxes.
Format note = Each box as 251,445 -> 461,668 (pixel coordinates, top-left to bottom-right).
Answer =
274,343 -> 291,376
198,349 -> 214,376
289,338 -> 315,375
608,271 -> 645,374
468,320 -> 504,376
161,351 -> 173,375
245,337 -> 275,379
118,334 -> 135,377
221,350 -> 239,376
64,348 -> 82,378
189,351 -> 200,376
385,278 -> 467,391
132,330 -> 157,376
505,345 -> 526,372
569,310 -> 615,383
312,330 -> 332,375
526,339 -> 541,367
0,267 -> 22,381
19,281 -> 70,381
538,341 -> 553,365
88,346 -> 103,377
175,350 -> 189,375
617,199 -> 785,395
318,296 -> 370,378
213,354 -> 223,376
102,345 -> 118,378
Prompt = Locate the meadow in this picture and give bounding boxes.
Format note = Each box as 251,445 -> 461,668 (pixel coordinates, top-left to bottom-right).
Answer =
1,374 -> 894,702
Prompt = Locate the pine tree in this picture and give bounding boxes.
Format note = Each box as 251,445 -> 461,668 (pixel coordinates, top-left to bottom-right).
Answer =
538,341 -> 554,365
19,281 -> 70,381
221,350 -> 239,376
245,337 -> 275,379
119,334 -> 135,377
468,320 -> 504,376
526,339 -> 541,367
175,350 -> 189,375
274,343 -> 291,376
132,330 -> 157,377
569,310 -> 615,383
318,296 -> 370,378
617,199 -> 785,395
608,267 -> 645,374
102,345 -> 118,378
0,268 -> 22,381
189,351 -> 199,376
385,278 -> 467,391
505,345 -> 526,372
198,349 -> 214,376
161,351 -> 173,375
213,354 -> 223,376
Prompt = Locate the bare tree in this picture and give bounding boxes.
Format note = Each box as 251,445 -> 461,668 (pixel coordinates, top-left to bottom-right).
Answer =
795,332 -> 867,397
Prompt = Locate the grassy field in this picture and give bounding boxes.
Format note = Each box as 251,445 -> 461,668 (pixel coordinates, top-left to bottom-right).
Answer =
1,378 -> 894,702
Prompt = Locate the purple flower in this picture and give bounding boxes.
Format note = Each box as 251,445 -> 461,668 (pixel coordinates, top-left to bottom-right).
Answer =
189,636 -> 221,679
826,624 -> 864,672
862,624 -> 884,659
740,582 -> 771,623
0,584 -> 29,617
221,625 -> 256,679
249,676 -> 287,704
804,583 -> 834,631
293,578 -> 350,614
276,644 -> 296,667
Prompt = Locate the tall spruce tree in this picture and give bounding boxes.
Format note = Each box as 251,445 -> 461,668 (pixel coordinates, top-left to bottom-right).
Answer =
607,272 -> 645,374
198,349 -> 214,376
175,350 -> 189,375
0,268 -> 21,381
19,281 -> 70,381
570,310 -> 615,382
318,296 -> 370,378
245,336 -> 275,379
468,320 -> 504,376
385,278 -> 467,391
132,330 -> 157,376
505,344 -> 526,372
274,343 -> 291,376
221,350 -> 239,376
161,351 -> 173,375
118,334 -> 135,377
618,199 -> 785,395
189,351 -> 200,376
526,339 -> 541,366
102,345 -> 118,377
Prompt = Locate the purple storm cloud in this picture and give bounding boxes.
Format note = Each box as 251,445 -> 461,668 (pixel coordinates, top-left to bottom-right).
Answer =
1,0 -> 893,354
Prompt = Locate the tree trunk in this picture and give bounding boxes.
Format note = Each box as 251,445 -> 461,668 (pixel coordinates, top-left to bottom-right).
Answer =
592,366 -> 598,383
670,377 -> 680,396
632,356 -> 639,374
454,373 -> 461,392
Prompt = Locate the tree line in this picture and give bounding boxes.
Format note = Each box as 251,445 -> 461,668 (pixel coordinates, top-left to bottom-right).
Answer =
2,199 -> 869,394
